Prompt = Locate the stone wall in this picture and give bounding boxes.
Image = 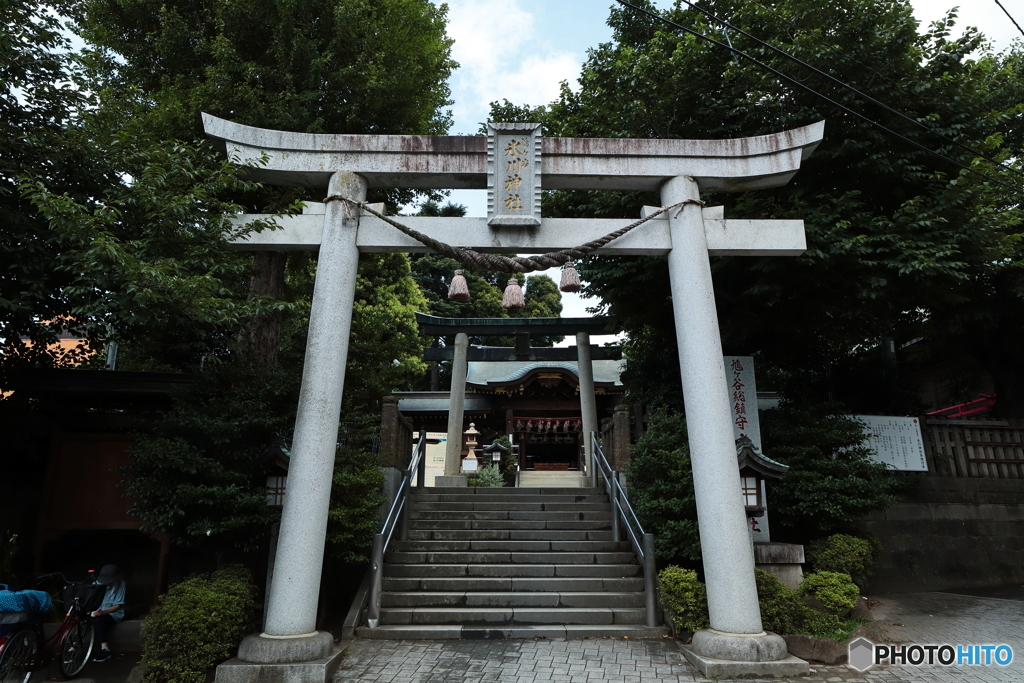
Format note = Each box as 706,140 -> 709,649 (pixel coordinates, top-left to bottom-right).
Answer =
858,476 -> 1024,593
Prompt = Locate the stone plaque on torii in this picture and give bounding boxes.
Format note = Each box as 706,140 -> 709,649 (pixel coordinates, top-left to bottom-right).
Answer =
204,113 -> 823,673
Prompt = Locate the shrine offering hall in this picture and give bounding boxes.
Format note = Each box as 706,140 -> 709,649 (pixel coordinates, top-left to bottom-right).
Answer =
397,357 -> 624,472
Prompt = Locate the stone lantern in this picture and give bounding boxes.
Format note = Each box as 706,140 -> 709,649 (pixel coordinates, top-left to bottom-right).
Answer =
462,422 -> 480,474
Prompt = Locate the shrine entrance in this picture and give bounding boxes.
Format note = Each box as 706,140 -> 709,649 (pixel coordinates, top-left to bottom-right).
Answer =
405,313 -> 625,479
203,113 -> 824,676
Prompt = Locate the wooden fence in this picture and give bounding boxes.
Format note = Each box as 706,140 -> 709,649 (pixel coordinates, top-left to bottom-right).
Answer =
922,418 -> 1024,479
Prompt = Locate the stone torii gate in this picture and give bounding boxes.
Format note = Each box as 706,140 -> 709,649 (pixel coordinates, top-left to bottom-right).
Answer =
205,114 -> 823,677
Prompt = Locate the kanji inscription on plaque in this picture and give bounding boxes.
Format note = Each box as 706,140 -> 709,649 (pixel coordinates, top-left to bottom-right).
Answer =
487,122 -> 542,226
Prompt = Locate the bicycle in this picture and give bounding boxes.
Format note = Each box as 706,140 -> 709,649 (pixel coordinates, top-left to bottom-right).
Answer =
0,573 -> 104,682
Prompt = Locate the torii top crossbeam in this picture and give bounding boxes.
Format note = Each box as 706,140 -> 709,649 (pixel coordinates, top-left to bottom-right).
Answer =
205,114 -> 823,193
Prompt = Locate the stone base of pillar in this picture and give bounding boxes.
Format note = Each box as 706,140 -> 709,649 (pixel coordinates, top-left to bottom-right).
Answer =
216,645 -> 344,683
435,475 -> 467,487
237,631 -> 334,663
679,629 -> 808,677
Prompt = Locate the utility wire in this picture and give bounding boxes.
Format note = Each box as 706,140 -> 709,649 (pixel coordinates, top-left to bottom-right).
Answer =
611,0 -> 1017,191
673,0 -> 1023,180
994,0 -> 1024,39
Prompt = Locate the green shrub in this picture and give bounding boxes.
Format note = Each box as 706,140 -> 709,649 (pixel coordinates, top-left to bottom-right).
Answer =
754,569 -> 805,635
801,571 -> 860,616
658,566 -> 710,632
476,463 -> 505,487
142,567 -> 260,683
799,609 -> 845,640
807,534 -> 878,589
659,567 -> 860,640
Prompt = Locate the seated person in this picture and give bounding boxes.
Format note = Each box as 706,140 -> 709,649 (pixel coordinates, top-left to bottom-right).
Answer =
89,565 -> 125,662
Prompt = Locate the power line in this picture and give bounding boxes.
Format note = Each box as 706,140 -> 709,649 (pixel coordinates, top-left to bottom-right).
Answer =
994,0 -> 1024,39
610,0 -> 1017,191
674,0 -> 1023,180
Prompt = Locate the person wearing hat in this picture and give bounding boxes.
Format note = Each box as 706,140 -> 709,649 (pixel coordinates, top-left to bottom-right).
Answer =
89,565 -> 125,663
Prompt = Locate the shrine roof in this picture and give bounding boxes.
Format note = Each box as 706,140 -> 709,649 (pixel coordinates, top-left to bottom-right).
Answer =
466,360 -> 624,387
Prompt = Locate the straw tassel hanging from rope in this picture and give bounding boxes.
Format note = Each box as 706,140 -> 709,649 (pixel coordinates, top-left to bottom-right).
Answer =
447,269 -> 470,301
560,261 -> 582,293
501,277 -> 525,310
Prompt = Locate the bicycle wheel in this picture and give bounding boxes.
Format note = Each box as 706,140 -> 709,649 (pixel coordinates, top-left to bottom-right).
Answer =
58,620 -> 93,680
0,628 -> 39,683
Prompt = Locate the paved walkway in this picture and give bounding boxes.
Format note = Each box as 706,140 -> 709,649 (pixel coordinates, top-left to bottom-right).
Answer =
334,590 -> 1024,682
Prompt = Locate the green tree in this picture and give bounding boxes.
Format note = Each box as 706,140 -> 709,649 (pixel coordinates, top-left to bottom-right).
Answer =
75,0 -> 456,143
761,401 -> 902,542
512,0 -> 1024,415
0,0 -> 118,377
627,402 -> 898,563
120,362 -> 300,554
24,0 -> 458,556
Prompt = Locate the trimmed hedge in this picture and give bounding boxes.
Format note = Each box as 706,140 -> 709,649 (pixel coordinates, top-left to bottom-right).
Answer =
142,567 -> 259,683
801,571 -> 859,617
658,566 -> 710,632
807,534 -> 878,590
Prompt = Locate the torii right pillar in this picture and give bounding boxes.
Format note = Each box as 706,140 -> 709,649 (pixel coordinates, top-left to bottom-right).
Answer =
663,176 -> 805,676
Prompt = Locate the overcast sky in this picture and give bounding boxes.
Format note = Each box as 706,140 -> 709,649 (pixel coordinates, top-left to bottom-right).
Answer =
433,0 -> 1022,320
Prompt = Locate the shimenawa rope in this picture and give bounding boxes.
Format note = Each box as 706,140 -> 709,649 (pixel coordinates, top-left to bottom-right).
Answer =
322,196 -> 703,274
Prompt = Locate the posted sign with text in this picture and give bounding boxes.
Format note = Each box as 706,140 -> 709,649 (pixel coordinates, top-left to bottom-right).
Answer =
855,415 -> 928,472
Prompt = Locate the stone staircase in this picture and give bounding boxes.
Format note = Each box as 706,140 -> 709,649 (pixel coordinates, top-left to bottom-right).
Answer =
355,486 -> 667,639
518,471 -> 589,488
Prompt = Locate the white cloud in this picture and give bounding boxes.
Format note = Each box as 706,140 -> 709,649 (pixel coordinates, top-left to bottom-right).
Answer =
442,0 -> 583,135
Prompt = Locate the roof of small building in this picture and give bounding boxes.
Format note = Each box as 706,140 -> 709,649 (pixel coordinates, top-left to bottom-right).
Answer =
466,360 -> 625,387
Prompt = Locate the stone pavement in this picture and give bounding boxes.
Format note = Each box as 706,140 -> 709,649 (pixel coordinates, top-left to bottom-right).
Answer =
333,590 -> 1024,682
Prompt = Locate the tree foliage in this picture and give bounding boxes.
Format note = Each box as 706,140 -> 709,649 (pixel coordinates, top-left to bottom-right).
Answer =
627,401 -> 899,562
760,400 -> 902,541
1,0 -> 459,557
23,141 -> 284,369
74,0 -> 456,141
510,0 -> 1024,415
121,362 -> 300,553
625,409 -> 700,563
0,0 -> 117,378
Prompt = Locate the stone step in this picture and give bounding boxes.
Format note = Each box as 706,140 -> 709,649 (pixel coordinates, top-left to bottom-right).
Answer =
406,529 -> 614,541
378,607 -> 647,626
382,576 -> 645,593
385,551 -> 637,565
353,624 -> 670,640
410,494 -> 609,504
409,501 -> 610,512
517,472 -> 590,488
383,564 -> 643,578
409,510 -> 612,521
390,540 -> 629,553
381,591 -> 646,608
426,487 -> 604,496
411,519 -> 612,531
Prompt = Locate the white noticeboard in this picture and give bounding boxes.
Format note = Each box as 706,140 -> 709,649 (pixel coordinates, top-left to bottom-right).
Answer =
424,432 -> 447,487
855,416 -> 928,472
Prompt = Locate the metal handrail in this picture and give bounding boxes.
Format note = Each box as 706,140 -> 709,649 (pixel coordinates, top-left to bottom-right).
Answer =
592,433 -> 659,628
367,430 -> 427,628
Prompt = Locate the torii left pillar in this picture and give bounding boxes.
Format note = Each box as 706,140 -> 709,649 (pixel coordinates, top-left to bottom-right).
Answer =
235,172 -> 365,666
